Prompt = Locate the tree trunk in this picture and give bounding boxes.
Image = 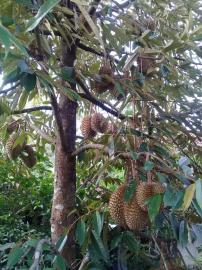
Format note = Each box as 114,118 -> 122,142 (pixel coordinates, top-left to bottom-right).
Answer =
51,38 -> 77,266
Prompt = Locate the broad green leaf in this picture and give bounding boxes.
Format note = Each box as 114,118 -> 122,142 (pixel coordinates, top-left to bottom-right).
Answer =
130,151 -> 138,160
192,199 -> 202,218
144,161 -> 154,171
182,183 -> 196,211
18,91 -> 29,110
75,219 -> 86,246
6,247 -> 24,268
114,81 -> 125,97
147,194 -> 162,222
0,24 -> 28,56
179,220 -> 188,248
26,0 -> 60,32
124,181 -> 136,202
60,66 -> 75,83
0,242 -> 15,251
92,211 -> 103,236
110,233 -> 123,250
195,179 -> 202,209
92,230 -> 109,265
72,0 -> 105,52
53,254 -> 67,270
20,73 -> 36,92
122,231 -> 139,252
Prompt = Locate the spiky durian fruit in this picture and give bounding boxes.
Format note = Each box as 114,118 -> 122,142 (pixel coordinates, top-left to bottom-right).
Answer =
7,121 -> 19,134
136,182 -> 154,211
136,182 -> 165,212
106,122 -> 118,135
124,194 -> 148,231
99,63 -> 112,76
109,185 -> 127,228
91,113 -> 108,134
5,133 -> 25,160
80,116 -> 96,139
137,54 -> 155,74
20,145 -> 36,168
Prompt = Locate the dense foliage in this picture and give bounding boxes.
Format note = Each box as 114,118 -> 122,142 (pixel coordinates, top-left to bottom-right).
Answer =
0,0 -> 202,269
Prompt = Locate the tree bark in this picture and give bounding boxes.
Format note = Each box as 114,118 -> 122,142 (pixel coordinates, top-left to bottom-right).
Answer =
50,38 -> 77,266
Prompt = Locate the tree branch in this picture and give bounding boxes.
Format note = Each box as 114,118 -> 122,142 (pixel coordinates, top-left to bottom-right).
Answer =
0,83 -> 20,95
50,92 -> 67,152
76,77 -> 125,120
13,106 -> 52,114
29,239 -> 51,270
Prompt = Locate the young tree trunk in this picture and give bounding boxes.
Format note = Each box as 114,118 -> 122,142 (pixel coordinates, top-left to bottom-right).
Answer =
50,39 -> 77,265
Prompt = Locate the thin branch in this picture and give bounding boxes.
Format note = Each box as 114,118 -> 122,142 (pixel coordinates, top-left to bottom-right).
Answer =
78,254 -> 89,270
0,83 -> 20,95
76,78 -> 125,120
152,235 -> 169,270
13,106 -> 52,115
29,239 -> 51,270
72,143 -> 109,156
50,92 -> 67,152
77,42 -> 103,56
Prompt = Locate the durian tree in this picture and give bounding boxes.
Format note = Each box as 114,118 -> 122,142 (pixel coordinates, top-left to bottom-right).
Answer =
0,0 -> 202,268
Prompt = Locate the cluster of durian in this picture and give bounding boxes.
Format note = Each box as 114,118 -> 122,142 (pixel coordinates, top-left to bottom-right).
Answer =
109,179 -> 165,231
5,122 -> 36,168
92,62 -> 124,99
80,112 -> 117,139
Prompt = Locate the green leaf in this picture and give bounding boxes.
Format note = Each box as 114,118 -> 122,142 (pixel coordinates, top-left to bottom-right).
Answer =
147,194 -> 162,223
124,181 -> 136,202
0,242 -> 15,251
20,73 -> 36,92
60,66 -> 75,83
62,87 -> 81,101
192,199 -> 202,218
18,91 -> 29,110
26,0 -> 60,32
92,212 -> 103,237
0,24 -> 28,56
92,230 -> 109,265
53,254 -> 67,270
130,151 -> 138,160
72,0 -> 105,51
179,220 -> 188,248
182,183 -> 196,211
114,81 -> 125,97
122,231 -> 139,252
6,247 -> 24,268
110,233 -> 123,250
75,219 -> 86,246
144,161 -> 154,171
195,179 -> 202,209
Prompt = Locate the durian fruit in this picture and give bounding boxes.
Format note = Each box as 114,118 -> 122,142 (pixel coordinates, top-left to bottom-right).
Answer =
137,54 -> 155,74
124,194 -> 148,231
136,182 -> 154,211
153,182 -> 165,195
99,62 -> 112,76
80,116 -> 96,139
20,145 -> 36,168
91,113 -> 108,134
7,121 -> 19,134
145,18 -> 156,31
5,133 -> 25,160
106,122 -> 118,135
94,74 -> 114,94
108,185 -> 127,227
136,182 -> 165,212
